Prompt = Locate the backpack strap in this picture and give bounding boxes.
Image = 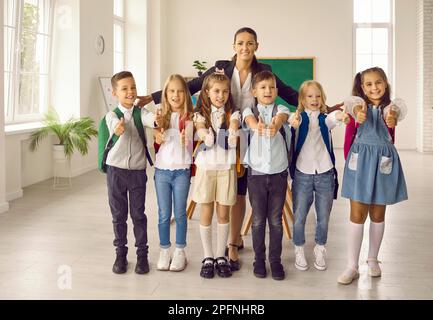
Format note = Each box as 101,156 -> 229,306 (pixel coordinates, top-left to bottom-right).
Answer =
132,106 -> 154,166
105,107 -> 123,151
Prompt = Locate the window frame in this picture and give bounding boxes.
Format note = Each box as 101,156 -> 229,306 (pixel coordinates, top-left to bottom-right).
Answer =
113,0 -> 125,73
4,0 -> 54,125
353,0 -> 394,81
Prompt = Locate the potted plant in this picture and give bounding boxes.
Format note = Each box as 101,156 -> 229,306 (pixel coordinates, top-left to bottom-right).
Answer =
192,60 -> 207,77
29,108 -> 98,160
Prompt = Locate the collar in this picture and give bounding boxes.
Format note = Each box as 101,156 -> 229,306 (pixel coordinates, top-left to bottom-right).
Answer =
118,104 -> 133,114
257,103 -> 275,113
211,105 -> 225,114
305,109 -> 320,117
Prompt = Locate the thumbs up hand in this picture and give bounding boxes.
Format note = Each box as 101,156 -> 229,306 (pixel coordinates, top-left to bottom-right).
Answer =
290,110 -> 301,129
155,107 -> 163,128
204,127 -> 215,147
267,117 -> 277,137
354,102 -> 367,124
114,117 -> 125,136
257,116 -> 266,136
385,104 -> 398,128
336,106 -> 350,125
180,129 -> 186,146
154,128 -> 165,145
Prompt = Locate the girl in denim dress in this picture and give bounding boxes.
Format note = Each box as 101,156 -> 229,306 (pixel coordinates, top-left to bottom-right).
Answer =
338,67 -> 408,285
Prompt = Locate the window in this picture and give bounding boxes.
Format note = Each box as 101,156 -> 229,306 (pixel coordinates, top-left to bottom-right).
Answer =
353,0 -> 393,78
113,0 -> 125,73
4,0 -> 54,124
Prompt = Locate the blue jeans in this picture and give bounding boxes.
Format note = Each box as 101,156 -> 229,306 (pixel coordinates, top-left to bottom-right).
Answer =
292,169 -> 335,246
154,168 -> 191,248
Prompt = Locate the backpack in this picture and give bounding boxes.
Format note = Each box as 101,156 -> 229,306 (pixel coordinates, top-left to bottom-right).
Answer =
98,107 -> 153,173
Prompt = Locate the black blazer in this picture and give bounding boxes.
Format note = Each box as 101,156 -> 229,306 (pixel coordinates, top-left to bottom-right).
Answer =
151,60 -> 299,107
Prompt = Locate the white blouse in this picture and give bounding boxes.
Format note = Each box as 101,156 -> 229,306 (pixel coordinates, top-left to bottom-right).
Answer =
154,112 -> 193,171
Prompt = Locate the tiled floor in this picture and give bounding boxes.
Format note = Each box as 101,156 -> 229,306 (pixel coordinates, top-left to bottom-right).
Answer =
0,150 -> 432,300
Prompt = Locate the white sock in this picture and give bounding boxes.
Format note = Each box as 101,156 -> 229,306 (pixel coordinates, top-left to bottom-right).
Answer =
347,221 -> 364,270
368,221 -> 385,261
216,222 -> 230,258
199,224 -> 213,259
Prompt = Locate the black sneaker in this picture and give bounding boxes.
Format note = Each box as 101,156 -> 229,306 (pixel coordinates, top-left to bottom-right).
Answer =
135,256 -> 150,274
200,258 -> 215,279
270,262 -> 285,281
253,260 -> 267,278
112,255 -> 128,274
215,257 -> 232,278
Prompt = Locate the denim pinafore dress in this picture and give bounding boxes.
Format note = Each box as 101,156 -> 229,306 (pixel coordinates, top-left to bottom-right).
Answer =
341,105 -> 408,205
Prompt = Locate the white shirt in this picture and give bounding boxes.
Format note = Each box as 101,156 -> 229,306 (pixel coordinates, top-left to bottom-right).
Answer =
231,67 -> 255,112
154,112 -> 193,170
194,105 -> 240,170
294,110 -> 340,175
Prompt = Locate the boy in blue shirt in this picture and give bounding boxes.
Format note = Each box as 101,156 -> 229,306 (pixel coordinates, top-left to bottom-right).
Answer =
105,71 -> 158,274
243,70 -> 290,280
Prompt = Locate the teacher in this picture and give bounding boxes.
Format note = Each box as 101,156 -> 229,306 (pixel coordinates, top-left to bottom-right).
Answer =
138,27 -> 299,271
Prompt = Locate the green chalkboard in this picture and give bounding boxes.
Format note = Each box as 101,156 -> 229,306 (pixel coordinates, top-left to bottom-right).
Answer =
258,57 -> 315,111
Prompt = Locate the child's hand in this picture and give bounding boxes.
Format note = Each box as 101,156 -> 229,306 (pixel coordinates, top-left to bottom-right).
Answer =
290,110 -> 301,129
154,128 -> 165,144
267,117 -> 278,137
155,107 -> 163,128
257,117 -> 266,136
354,103 -> 367,124
228,128 -> 237,148
336,109 -> 350,125
136,95 -> 153,108
180,129 -> 186,146
204,128 -> 215,147
114,118 -> 125,136
385,105 -> 398,128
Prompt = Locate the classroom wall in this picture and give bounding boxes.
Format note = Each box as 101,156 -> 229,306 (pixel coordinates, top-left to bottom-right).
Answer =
0,3 -> 9,213
152,0 -> 417,150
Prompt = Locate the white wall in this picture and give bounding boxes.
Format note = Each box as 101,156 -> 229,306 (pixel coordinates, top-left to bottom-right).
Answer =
125,0 -> 148,93
394,0 -> 418,150
0,3 -> 10,213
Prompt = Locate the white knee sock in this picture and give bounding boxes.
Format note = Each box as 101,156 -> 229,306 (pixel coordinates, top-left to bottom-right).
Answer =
216,223 -> 230,258
368,221 -> 385,260
199,224 -> 213,259
347,221 -> 365,270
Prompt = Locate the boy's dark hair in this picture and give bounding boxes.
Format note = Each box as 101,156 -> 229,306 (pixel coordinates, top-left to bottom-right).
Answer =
252,70 -> 276,88
111,71 -> 134,89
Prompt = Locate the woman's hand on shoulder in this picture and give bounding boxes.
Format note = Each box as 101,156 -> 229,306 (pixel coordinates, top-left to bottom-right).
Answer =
136,95 -> 153,108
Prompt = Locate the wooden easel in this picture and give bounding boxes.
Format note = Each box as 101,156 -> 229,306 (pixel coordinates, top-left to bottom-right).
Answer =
185,186 -> 294,239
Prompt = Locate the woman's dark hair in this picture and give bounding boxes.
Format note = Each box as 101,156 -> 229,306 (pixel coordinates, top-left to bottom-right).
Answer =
232,27 -> 260,76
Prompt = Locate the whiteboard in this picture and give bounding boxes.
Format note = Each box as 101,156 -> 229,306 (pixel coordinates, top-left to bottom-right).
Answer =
98,77 -> 118,111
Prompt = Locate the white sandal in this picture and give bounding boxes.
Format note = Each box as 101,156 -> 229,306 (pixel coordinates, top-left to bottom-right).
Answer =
366,258 -> 382,277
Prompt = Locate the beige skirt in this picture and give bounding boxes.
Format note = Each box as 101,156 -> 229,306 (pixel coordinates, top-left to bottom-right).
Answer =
192,165 -> 237,206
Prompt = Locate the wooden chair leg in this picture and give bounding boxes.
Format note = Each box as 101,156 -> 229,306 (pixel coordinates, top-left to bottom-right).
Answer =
186,200 -> 197,220
241,209 -> 253,236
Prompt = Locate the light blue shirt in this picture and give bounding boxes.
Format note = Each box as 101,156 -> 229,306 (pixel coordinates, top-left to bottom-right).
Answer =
242,103 -> 289,174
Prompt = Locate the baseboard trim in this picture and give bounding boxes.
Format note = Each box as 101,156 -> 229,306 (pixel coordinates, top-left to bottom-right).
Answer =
6,189 -> 23,201
0,201 -> 9,213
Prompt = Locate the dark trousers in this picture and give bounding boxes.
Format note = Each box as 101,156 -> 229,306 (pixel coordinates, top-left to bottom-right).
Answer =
247,169 -> 288,264
107,166 -> 148,257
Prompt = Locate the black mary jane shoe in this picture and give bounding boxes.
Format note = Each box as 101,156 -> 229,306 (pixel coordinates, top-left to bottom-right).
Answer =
200,257 -> 215,279
229,258 -> 241,271
215,257 -> 232,278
